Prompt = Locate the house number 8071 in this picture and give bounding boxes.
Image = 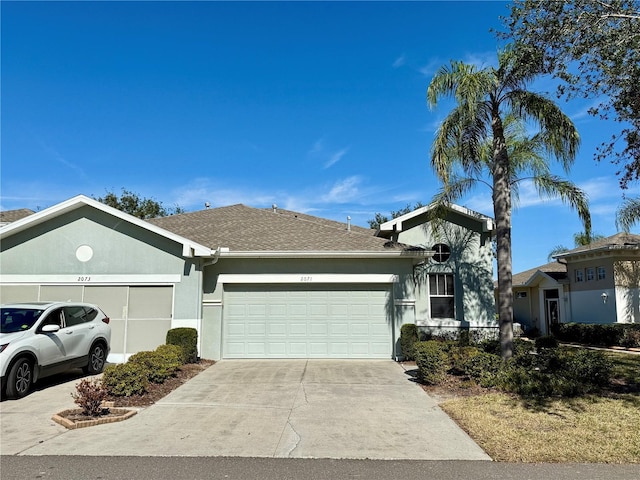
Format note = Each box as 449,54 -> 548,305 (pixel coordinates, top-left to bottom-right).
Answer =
300,276 -> 313,282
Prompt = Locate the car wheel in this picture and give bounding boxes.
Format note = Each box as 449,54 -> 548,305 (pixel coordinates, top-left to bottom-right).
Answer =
6,358 -> 33,399
84,343 -> 106,374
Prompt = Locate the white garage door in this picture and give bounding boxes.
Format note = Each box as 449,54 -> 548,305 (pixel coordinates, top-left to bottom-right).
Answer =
223,284 -> 392,358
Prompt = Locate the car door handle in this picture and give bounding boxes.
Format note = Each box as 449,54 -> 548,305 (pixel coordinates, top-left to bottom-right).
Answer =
65,330 -> 73,334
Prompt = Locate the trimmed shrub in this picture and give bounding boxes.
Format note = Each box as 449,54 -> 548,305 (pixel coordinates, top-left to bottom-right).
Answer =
128,348 -> 181,384
551,322 -> 640,347
463,351 -> 503,387
494,348 -> 612,397
563,349 -> 612,390
449,346 -> 481,374
102,362 -> 149,397
166,328 -> 198,364
414,341 -> 449,385
496,364 -> 581,397
621,328 -> 640,348
399,324 -> 419,361
156,344 -> 185,365
73,378 -> 108,416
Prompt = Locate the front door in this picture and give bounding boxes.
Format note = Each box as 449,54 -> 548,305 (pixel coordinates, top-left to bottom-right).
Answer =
545,299 -> 559,334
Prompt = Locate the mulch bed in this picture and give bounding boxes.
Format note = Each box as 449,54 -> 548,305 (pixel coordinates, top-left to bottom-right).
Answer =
106,359 -> 215,408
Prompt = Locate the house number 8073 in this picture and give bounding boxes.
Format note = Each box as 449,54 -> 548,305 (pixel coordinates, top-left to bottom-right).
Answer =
77,276 -> 91,282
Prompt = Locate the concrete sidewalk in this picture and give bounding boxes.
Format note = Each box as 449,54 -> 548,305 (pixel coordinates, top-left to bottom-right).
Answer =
0,360 -> 490,460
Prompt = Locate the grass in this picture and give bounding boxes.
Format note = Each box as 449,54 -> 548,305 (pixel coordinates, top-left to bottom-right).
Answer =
438,351 -> 640,463
606,351 -> 640,385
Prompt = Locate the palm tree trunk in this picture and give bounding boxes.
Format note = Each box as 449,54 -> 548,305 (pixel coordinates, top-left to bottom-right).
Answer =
492,119 -> 514,360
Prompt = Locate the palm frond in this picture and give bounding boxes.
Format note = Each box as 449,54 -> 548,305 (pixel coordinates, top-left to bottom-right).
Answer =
616,197 -> 640,232
533,175 -> 592,237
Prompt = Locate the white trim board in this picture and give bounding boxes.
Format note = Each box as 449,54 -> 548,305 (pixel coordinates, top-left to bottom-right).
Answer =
217,274 -> 399,284
0,274 -> 182,284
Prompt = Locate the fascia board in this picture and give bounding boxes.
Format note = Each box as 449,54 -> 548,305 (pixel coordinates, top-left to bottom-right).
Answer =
524,270 -> 557,287
378,203 -> 494,233
217,250 -> 433,259
0,194 -> 212,257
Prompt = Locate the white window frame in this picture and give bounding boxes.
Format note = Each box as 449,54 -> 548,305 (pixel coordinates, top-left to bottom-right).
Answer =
429,273 -> 455,319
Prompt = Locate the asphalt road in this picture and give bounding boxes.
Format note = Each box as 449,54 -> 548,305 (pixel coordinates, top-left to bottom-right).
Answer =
1,457 -> 638,480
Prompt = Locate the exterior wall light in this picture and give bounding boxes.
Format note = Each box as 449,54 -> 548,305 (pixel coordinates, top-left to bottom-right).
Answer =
601,292 -> 609,304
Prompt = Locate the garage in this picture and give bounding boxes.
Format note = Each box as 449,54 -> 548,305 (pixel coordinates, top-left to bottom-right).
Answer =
0,283 -> 173,361
222,284 -> 392,358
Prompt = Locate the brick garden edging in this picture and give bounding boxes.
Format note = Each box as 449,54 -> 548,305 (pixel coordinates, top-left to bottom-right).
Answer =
52,408 -> 137,429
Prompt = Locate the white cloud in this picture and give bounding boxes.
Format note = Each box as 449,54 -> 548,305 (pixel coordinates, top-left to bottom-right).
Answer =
321,176 -> 362,203
324,147 -> 349,169
462,50 -> 497,70
419,58 -> 443,78
171,178 -> 276,210
307,138 -> 350,169
308,138 -> 324,156
392,54 -> 406,68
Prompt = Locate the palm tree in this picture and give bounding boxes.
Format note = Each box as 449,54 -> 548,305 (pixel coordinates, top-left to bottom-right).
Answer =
617,197 -> 640,232
427,46 -> 591,359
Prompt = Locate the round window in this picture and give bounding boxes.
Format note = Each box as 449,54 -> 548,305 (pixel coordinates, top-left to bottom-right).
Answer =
432,243 -> 451,263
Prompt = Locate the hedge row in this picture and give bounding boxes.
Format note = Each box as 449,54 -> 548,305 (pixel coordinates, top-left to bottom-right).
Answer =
550,322 -> 640,348
102,328 -> 198,397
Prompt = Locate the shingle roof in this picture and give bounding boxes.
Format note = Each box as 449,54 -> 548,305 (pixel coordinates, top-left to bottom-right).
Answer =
148,204 -> 403,252
0,208 -> 36,224
555,232 -> 640,257
511,261 -> 567,287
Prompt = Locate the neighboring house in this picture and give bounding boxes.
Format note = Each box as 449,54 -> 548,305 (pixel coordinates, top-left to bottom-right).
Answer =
0,195 -> 496,361
510,233 -> 640,334
510,261 -> 569,335
0,208 -> 35,227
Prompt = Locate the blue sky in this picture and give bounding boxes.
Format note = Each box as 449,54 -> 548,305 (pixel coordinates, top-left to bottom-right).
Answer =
2,1 -> 637,274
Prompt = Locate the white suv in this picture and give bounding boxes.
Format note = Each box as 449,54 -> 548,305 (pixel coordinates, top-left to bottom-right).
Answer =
0,302 -> 111,399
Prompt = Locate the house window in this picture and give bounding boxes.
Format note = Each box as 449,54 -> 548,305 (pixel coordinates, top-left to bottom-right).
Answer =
429,273 -> 455,319
575,269 -> 584,282
598,266 -> 606,280
432,244 -> 451,263
586,267 -> 595,281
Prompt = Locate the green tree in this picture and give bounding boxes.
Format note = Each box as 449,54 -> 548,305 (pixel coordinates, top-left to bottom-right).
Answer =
427,47 -> 591,359
95,189 -> 185,219
500,0 -> 640,188
368,202 -> 425,230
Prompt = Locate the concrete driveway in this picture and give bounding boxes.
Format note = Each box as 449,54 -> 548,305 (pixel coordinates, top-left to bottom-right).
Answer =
1,360 -> 490,460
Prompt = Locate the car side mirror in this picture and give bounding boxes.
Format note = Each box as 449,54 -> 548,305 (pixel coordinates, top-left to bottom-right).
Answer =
41,324 -> 60,333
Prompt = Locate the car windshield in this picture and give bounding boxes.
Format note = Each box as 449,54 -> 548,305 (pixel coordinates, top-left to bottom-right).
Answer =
1,308 -> 44,333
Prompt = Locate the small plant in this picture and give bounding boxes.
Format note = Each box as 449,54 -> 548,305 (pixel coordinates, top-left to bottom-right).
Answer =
72,378 -> 108,417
